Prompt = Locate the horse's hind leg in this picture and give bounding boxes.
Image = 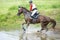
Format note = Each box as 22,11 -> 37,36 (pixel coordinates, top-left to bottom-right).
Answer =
38,23 -> 45,33
44,22 -> 49,31
40,22 -> 45,31
40,22 -> 49,31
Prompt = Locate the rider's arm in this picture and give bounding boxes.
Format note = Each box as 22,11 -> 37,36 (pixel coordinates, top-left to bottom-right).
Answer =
30,4 -> 32,11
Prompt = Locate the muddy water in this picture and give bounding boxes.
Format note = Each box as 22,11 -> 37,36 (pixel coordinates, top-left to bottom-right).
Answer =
19,26 -> 60,40
19,30 -> 60,40
0,27 -> 60,40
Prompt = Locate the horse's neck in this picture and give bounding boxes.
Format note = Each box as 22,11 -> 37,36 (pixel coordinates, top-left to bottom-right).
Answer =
22,9 -> 31,19
23,9 -> 31,16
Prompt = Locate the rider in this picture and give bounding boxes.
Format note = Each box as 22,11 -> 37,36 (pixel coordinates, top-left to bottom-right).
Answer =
29,0 -> 39,19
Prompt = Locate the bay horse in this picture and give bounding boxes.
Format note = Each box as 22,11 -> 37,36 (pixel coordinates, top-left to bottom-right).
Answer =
17,6 -> 56,31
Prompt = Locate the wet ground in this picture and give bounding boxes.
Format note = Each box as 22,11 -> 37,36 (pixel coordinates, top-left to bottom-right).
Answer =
0,26 -> 60,40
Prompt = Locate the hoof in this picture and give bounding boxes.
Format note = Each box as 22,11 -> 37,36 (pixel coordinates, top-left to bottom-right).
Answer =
37,30 -> 42,33
37,30 -> 40,32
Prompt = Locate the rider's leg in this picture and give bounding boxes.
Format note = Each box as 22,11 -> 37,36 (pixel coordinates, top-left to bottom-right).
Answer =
31,10 -> 37,17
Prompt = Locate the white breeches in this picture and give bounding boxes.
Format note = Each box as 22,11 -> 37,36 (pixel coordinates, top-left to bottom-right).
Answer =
31,10 -> 38,16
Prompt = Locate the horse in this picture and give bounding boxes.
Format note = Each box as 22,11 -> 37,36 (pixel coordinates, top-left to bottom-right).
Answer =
17,6 -> 56,32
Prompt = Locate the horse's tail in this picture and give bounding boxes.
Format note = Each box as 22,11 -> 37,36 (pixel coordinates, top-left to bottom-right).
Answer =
50,19 -> 56,29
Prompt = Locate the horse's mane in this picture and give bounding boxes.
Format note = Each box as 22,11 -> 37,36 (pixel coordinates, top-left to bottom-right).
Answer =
21,7 -> 30,12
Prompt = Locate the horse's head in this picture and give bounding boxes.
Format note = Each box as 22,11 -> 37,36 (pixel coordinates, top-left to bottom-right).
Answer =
17,6 -> 31,16
17,6 -> 23,16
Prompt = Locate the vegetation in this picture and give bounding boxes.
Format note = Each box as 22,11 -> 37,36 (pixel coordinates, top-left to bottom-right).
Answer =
0,0 -> 60,30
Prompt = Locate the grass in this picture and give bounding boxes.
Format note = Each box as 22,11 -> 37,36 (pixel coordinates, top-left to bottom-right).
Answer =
0,0 -> 60,30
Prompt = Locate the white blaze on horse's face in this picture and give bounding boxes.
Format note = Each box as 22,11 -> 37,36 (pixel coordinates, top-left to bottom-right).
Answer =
18,8 -> 21,10
17,7 -> 22,16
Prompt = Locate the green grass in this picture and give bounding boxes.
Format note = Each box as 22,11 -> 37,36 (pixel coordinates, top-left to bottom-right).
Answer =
0,0 -> 60,30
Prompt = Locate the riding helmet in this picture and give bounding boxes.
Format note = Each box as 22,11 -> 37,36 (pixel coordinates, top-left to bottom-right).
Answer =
29,1 -> 32,3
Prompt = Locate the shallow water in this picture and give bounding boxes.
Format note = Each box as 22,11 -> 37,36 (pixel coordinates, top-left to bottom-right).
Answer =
20,30 -> 60,40
0,27 -> 60,40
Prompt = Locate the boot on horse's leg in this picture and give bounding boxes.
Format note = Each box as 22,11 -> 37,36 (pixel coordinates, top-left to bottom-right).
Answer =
22,22 -> 27,32
22,22 -> 30,33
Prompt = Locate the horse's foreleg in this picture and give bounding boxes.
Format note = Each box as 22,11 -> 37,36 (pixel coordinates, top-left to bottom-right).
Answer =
22,22 -> 30,32
26,22 -> 30,29
22,22 -> 26,31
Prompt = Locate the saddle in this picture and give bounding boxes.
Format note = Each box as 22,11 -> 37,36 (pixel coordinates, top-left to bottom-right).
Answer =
30,12 -> 39,23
